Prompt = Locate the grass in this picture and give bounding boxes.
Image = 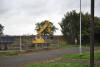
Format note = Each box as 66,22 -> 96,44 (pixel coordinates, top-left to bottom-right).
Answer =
63,51 -> 100,60
22,50 -> 100,67
0,43 -> 74,57
0,51 -> 19,56
27,63 -> 99,67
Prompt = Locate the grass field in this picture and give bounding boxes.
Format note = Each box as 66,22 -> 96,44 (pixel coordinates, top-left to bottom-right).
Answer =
0,51 -> 19,56
0,43 -> 74,56
63,51 -> 100,60
27,50 -> 100,67
0,44 -> 100,67
27,63 -> 100,67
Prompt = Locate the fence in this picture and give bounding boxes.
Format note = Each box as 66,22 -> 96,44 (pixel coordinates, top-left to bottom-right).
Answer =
0,35 -> 66,51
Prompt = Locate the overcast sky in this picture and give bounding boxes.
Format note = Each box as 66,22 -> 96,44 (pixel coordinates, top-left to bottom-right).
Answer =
0,0 -> 100,35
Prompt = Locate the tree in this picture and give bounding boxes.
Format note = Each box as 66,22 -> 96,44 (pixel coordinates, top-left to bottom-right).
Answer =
94,16 -> 100,42
60,10 -> 80,44
60,10 -> 100,44
35,20 -> 57,36
0,24 -> 4,50
0,24 -> 4,36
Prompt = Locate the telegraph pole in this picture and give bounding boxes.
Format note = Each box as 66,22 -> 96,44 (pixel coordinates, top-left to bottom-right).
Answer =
79,0 -> 82,55
20,36 -> 22,51
90,0 -> 95,67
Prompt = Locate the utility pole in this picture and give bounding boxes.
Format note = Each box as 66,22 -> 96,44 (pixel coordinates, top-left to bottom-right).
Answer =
90,0 -> 94,67
79,0 -> 82,55
20,36 -> 22,51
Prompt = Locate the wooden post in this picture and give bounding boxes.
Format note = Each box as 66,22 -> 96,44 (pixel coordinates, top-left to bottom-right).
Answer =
90,0 -> 94,67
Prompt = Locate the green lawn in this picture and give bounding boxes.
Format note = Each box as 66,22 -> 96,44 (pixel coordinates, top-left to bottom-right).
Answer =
26,50 -> 100,67
63,51 -> 100,60
0,51 -> 19,56
27,50 -> 100,67
27,63 -> 99,67
0,44 -> 79,57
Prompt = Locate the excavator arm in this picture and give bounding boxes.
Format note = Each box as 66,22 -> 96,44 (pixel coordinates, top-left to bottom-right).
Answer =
32,20 -> 52,44
36,20 -> 52,35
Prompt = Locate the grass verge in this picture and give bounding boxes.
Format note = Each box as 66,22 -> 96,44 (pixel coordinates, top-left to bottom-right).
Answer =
63,51 -> 100,60
27,63 -> 99,67
0,51 -> 19,56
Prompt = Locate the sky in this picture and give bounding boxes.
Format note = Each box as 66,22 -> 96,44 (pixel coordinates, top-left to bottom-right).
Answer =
0,0 -> 100,35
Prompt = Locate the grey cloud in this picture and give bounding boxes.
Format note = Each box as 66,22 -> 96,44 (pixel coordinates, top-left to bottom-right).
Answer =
0,0 -> 92,17
0,0 -> 100,35
95,0 -> 100,17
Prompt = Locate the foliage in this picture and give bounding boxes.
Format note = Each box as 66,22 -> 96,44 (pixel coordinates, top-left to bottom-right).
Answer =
60,10 -> 80,44
94,17 -> 100,42
0,24 -> 4,36
60,10 -> 100,44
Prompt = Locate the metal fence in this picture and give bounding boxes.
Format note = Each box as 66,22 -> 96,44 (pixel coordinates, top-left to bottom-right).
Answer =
0,35 -> 65,51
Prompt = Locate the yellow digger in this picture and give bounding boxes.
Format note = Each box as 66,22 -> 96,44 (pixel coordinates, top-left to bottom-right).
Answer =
32,20 -> 53,47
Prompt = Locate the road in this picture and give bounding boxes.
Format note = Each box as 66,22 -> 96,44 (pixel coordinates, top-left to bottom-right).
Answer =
0,47 -> 88,67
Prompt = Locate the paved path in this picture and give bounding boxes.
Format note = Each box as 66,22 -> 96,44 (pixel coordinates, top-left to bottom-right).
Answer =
0,47 -> 98,67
